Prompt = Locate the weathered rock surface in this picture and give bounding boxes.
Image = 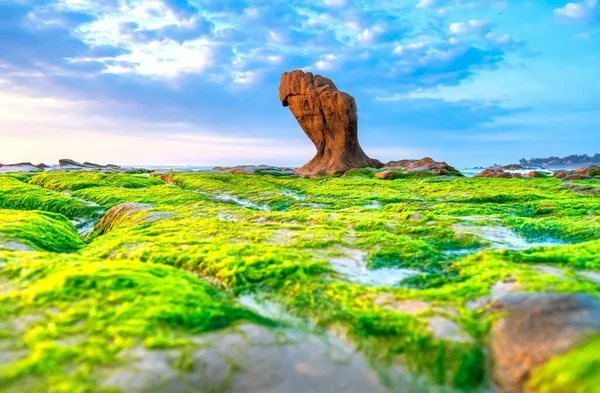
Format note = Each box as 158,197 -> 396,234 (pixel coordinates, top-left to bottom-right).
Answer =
0,162 -> 42,173
522,171 -> 544,178
59,158 -> 88,168
490,293 -> 600,393
552,166 -> 599,180
374,171 -> 404,180
499,164 -> 523,171
57,159 -> 143,173
574,166 -> 599,176
383,157 -> 463,176
103,323 -> 392,393
474,168 -> 514,178
279,70 -> 383,176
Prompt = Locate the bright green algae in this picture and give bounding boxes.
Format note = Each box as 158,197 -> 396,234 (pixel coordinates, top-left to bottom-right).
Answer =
0,176 -> 101,220
0,210 -> 84,252
27,172 -> 164,192
1,172 -> 599,392
0,252 -> 271,393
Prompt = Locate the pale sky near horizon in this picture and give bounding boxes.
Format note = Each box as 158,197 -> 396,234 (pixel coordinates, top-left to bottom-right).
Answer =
0,0 -> 598,168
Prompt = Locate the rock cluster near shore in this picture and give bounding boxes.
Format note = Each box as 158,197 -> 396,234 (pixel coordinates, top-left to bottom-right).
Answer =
553,166 -> 600,180
474,168 -> 547,179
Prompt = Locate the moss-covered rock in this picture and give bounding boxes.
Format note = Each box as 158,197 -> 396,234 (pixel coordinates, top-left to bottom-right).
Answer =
1,172 -> 599,392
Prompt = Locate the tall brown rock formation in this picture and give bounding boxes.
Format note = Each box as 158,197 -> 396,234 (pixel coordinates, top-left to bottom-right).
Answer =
279,70 -> 383,176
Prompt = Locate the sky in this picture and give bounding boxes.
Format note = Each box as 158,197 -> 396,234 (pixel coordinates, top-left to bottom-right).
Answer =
0,0 -> 599,168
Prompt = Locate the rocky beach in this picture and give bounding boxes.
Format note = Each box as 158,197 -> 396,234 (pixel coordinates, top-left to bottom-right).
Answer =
1,71 -> 599,393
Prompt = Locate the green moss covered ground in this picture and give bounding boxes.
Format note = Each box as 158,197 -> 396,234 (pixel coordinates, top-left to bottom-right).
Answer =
1,172 -> 599,392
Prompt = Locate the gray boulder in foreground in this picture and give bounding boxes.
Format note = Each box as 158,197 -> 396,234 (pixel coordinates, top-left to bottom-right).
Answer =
489,293 -> 600,393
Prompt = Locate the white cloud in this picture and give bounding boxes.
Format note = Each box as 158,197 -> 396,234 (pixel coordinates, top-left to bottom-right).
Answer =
244,7 -> 259,18
485,32 -> 519,47
315,54 -> 338,70
231,70 -> 258,85
267,55 -> 283,63
449,19 -> 489,35
101,38 -> 214,78
357,25 -> 385,43
555,0 -> 597,21
323,0 -> 347,7
416,0 -> 436,8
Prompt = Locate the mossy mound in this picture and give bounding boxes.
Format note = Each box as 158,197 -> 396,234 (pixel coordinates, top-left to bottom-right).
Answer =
0,172 -> 599,392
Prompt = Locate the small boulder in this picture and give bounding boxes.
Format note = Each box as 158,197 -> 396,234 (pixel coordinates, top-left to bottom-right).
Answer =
474,168 -> 512,178
499,164 -> 523,171
523,171 -> 544,178
564,174 -> 590,181
59,158 -> 85,168
384,157 -> 462,176
574,166 -> 600,177
553,171 -> 569,179
374,171 -> 404,180
490,293 -> 600,393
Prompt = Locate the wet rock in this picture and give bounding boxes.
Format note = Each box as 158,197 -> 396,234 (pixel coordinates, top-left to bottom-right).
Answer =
579,271 -> 600,284
103,323 -> 388,393
384,157 -> 463,176
326,248 -> 420,287
374,294 -> 430,314
490,293 -> 600,393
0,240 -> 35,252
563,174 -> 592,180
574,166 -> 600,177
473,168 -> 513,178
427,316 -> 474,343
279,70 -> 383,177
552,171 -> 569,179
523,171 -> 544,178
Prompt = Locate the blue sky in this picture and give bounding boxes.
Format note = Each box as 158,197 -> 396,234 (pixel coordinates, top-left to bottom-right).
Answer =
0,0 -> 598,168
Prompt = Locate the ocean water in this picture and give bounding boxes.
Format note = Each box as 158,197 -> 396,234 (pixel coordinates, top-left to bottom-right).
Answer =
461,167 -> 555,178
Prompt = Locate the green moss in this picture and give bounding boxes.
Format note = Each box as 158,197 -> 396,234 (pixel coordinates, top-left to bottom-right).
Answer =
0,210 -> 84,252
2,172 -> 600,392
28,172 -> 163,192
0,176 -> 101,219
0,252 -> 272,390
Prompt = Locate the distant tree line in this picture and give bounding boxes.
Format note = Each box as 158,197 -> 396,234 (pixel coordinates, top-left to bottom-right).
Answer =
520,153 -> 600,167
